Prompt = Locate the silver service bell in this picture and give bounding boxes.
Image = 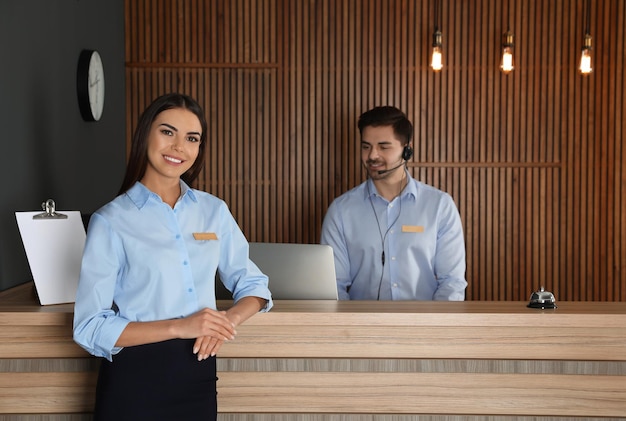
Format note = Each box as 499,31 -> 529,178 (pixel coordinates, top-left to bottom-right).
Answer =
527,286 -> 557,309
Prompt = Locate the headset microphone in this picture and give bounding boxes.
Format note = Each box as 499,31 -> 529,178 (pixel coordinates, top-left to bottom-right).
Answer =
376,145 -> 413,175
377,161 -> 405,175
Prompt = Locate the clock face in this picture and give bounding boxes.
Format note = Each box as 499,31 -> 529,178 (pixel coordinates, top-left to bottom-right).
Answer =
77,49 -> 105,122
88,52 -> 105,121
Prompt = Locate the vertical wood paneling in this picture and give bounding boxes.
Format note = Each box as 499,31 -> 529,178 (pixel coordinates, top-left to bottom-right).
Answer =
125,0 -> 626,301
617,0 -> 626,302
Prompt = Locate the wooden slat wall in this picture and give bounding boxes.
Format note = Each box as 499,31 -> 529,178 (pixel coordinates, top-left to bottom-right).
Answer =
125,0 -> 626,301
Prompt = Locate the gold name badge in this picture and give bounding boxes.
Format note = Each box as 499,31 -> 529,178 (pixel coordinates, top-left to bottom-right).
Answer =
193,232 -> 218,240
402,225 -> 424,233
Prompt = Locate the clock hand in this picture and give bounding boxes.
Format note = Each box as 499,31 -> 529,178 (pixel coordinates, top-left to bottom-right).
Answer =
89,78 -> 100,87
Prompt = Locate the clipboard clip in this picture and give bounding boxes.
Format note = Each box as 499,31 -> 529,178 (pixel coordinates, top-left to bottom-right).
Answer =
32,199 -> 68,220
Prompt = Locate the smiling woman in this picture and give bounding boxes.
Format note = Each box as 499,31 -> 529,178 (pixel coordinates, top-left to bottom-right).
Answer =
117,94 -> 208,196
72,93 -> 273,421
141,108 -> 202,206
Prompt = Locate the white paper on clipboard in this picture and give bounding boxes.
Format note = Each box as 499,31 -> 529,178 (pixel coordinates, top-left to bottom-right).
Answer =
15,204 -> 86,305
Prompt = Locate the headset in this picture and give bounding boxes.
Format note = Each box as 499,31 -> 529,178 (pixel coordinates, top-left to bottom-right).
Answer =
401,144 -> 413,161
377,144 -> 413,175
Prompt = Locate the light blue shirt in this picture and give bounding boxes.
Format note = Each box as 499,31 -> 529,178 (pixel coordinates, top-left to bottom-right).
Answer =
321,173 -> 467,300
73,181 -> 272,361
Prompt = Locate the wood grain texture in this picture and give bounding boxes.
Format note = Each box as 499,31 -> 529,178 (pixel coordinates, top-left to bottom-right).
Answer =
0,372 -> 96,414
217,372 -> 626,417
2,371 -> 624,416
2,283 -> 625,360
1,285 -> 625,416
124,0 -> 626,302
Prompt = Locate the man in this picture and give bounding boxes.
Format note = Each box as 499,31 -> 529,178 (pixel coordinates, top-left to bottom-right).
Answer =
321,106 -> 467,300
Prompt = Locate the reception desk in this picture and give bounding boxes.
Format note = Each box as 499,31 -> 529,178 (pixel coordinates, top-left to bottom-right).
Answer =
1,282 -> 625,420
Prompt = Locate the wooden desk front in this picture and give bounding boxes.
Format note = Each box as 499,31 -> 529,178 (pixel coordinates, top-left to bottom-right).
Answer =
1,282 -> 625,419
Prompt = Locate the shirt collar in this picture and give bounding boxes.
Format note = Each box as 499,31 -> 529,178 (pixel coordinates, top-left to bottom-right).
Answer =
363,170 -> 417,201
126,180 -> 197,209
180,181 -> 198,202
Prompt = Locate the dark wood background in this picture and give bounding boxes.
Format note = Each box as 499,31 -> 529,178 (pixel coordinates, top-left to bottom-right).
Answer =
124,0 -> 625,301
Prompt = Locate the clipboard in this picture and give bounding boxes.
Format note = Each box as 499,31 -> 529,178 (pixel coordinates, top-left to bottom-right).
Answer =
15,199 -> 86,305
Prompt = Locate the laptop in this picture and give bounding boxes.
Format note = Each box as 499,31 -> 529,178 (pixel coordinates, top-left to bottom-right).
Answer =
216,242 -> 338,300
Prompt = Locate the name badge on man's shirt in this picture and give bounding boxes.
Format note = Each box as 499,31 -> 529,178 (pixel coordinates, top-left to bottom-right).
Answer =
193,232 -> 218,240
402,225 -> 424,233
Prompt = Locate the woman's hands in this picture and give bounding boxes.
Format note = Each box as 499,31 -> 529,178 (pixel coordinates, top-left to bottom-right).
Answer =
114,297 -> 266,361
180,308 -> 236,361
193,296 -> 268,360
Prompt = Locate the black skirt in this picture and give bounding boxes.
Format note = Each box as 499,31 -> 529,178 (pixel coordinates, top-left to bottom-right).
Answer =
94,338 -> 217,421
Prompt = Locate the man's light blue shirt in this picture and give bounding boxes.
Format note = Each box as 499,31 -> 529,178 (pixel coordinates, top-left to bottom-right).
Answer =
73,181 -> 272,361
321,173 -> 467,300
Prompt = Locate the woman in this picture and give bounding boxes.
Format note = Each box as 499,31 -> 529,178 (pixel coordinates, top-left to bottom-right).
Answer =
73,93 -> 272,420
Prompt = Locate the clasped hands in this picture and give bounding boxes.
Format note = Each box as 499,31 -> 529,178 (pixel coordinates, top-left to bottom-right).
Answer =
181,308 -> 237,361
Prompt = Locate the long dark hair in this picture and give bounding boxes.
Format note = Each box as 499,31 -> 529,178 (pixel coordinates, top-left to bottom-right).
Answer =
118,93 -> 208,195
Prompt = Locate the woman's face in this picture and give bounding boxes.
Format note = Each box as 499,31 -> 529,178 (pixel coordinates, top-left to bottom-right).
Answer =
142,107 -> 202,185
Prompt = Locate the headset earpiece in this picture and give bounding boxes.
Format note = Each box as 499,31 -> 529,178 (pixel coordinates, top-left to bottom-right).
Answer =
402,145 -> 413,161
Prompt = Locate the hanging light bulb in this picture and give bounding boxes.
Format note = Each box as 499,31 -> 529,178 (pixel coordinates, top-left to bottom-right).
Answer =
579,0 -> 592,75
430,0 -> 443,72
431,30 -> 443,71
500,31 -> 514,74
579,33 -> 593,75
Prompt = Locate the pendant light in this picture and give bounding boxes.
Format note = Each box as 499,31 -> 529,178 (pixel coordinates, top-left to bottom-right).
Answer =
500,30 -> 515,74
579,0 -> 593,75
500,0 -> 514,74
431,0 -> 443,72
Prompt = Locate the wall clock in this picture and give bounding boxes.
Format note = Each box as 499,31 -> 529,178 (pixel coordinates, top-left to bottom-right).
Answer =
76,49 -> 105,121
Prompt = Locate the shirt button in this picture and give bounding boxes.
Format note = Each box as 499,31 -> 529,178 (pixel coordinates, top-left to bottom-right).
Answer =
391,256 -> 396,261
392,283 -> 398,288
176,234 -> 181,239
183,261 -> 188,266
188,288 -> 193,293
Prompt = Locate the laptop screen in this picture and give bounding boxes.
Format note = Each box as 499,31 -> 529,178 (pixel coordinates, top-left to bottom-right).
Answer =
216,242 -> 338,300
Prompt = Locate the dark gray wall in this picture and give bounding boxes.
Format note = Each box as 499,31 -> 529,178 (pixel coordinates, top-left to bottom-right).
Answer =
0,0 -> 126,291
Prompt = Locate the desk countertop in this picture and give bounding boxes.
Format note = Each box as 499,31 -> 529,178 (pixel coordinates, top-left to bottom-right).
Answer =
2,280 -> 625,321
1,281 -> 625,360
2,282 -> 625,418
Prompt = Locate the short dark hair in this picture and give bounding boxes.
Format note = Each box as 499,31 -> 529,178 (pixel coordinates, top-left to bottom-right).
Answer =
118,93 -> 208,195
357,106 -> 413,145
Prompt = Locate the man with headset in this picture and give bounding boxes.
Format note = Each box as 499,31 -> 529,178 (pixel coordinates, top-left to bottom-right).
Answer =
321,106 -> 467,300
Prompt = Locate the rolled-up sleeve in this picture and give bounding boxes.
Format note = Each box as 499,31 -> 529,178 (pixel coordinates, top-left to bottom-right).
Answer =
73,213 -> 129,361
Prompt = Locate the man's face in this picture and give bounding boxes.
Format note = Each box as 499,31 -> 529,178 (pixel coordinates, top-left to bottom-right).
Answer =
361,125 -> 406,180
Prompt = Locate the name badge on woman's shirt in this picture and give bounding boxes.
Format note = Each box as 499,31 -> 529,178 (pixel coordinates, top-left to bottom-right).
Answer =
193,232 -> 218,240
402,225 -> 424,233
